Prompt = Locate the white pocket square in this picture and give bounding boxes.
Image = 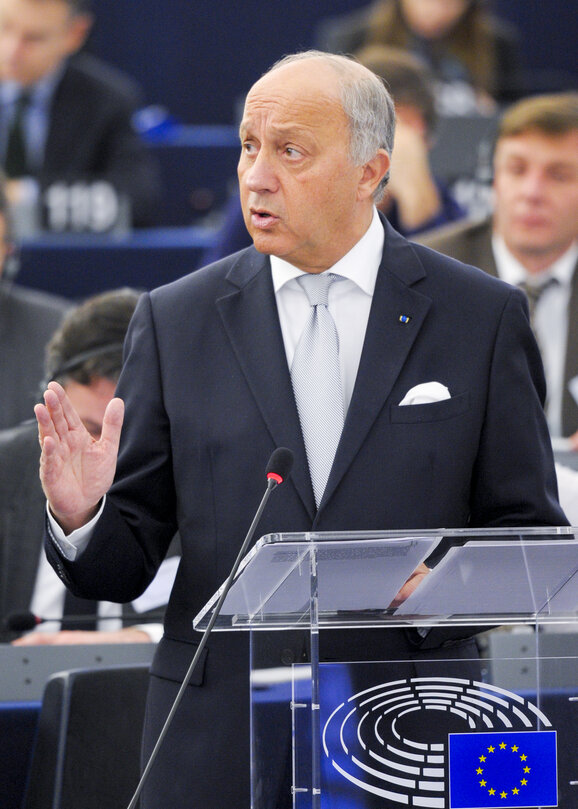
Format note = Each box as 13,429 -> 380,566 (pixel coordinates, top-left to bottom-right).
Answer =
399,381 -> 451,406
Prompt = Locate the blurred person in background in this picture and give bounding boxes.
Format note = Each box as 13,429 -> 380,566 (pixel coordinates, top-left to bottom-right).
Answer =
0,287 -> 179,644
0,167 -> 70,429
0,0 -> 161,235
357,44 -> 466,236
419,93 -> 578,449
316,0 -> 525,113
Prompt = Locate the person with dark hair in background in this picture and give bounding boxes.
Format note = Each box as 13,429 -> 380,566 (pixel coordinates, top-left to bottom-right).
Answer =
419,93 -> 578,448
316,0 -> 525,113
0,287 -> 179,644
35,52 -> 565,808
0,0 -> 161,234
0,167 -> 70,429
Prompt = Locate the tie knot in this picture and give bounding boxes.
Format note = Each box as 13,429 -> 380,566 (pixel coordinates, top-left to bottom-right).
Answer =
297,272 -> 339,307
518,277 -> 559,306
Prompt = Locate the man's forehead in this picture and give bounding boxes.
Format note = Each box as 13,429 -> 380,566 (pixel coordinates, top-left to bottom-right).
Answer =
247,58 -> 343,105
497,129 -> 578,158
241,77 -> 346,137
241,93 -> 342,128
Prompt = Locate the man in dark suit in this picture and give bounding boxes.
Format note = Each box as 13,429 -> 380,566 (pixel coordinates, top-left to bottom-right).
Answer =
0,287 -> 178,643
0,0 -> 161,231
418,92 -> 578,446
35,52 -> 566,808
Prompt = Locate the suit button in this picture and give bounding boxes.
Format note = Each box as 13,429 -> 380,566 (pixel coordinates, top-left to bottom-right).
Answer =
281,648 -> 295,666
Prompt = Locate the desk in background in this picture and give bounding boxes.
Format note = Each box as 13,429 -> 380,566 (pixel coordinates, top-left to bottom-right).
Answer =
17,226 -> 217,300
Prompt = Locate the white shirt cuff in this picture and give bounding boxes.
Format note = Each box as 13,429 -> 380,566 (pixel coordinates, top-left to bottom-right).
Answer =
45,497 -> 106,561
130,623 -> 164,644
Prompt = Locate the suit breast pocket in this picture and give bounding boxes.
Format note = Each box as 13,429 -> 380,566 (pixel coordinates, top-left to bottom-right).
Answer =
390,391 -> 470,424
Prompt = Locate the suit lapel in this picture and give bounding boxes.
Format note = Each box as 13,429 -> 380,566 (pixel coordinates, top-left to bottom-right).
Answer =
562,258 -> 578,434
321,225 -> 432,509
216,250 -> 315,516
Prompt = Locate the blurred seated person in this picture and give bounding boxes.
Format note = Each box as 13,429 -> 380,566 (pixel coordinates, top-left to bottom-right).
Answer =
202,45 -> 466,264
0,0 -> 162,236
316,0 -> 525,114
0,287 -> 179,644
0,168 -> 70,429
418,93 -> 578,448
357,45 -> 466,236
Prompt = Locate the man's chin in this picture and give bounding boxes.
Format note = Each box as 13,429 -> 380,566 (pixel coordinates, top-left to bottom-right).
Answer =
249,232 -> 282,257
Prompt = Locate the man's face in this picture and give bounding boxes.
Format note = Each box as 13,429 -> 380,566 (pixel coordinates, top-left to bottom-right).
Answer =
493,130 -> 578,270
0,0 -> 89,86
64,377 -> 116,439
238,59 -> 388,274
400,0 -> 469,39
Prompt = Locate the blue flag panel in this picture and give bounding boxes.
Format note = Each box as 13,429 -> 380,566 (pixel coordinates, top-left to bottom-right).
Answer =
449,730 -> 557,808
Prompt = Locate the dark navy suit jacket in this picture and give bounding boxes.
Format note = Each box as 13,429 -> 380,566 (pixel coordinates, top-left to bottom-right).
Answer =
46,217 -> 566,807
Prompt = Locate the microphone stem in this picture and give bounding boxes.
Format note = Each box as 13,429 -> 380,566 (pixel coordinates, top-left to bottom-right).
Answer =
126,478 -> 277,809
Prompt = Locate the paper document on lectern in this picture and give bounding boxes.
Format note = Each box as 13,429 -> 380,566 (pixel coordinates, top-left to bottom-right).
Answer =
395,538 -> 578,618
208,534 -> 441,621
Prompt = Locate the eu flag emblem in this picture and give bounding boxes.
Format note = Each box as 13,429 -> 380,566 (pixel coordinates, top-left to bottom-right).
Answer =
449,731 -> 557,808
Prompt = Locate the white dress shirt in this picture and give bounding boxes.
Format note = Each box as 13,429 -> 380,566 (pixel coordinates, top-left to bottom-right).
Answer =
30,548 -> 123,632
272,206 -> 384,412
492,235 -> 578,438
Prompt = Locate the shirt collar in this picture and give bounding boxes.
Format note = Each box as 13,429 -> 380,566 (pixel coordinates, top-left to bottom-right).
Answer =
1,61 -> 65,107
492,233 -> 578,289
271,206 -> 384,294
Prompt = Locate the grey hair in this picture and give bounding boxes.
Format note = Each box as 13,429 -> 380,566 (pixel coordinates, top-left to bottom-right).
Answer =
268,51 -> 396,201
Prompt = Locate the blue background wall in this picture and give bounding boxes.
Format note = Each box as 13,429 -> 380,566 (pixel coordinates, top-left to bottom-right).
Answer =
88,0 -> 577,125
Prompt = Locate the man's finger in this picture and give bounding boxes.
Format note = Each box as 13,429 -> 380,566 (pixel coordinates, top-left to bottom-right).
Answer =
47,381 -> 86,437
100,397 -> 125,451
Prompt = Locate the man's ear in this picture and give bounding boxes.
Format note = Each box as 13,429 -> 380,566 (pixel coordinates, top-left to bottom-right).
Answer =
65,14 -> 93,56
357,149 -> 390,201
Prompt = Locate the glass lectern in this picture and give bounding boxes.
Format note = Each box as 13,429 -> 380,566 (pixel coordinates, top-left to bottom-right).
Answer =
194,527 -> 578,809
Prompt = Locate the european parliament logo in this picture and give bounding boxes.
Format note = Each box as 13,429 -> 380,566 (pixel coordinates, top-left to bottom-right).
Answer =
320,672 -> 560,808
449,731 -> 557,808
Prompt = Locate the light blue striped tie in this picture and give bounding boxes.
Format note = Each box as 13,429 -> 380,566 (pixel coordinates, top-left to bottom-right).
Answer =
291,272 -> 345,507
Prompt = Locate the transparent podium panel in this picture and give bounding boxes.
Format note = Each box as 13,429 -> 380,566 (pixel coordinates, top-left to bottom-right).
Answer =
193,528 -> 578,808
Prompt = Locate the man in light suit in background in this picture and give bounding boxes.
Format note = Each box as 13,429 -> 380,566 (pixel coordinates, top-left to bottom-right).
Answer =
418,92 -> 578,448
35,52 -> 566,808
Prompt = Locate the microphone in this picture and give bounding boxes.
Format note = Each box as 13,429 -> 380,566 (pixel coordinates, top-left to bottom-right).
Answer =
265,446 -> 294,486
4,610 -> 168,633
126,447 -> 293,809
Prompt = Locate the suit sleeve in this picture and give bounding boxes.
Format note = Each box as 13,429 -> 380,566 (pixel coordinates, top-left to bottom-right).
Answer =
44,293 -> 177,602
469,286 -> 568,526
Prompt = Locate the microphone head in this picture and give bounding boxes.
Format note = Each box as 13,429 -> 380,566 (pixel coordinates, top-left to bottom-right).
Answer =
5,611 -> 40,632
266,447 -> 294,486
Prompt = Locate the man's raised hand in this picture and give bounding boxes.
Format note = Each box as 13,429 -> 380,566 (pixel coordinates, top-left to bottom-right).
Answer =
35,381 -> 124,533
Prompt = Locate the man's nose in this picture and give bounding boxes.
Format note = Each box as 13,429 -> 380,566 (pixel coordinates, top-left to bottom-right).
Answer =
520,169 -> 547,199
242,149 -> 279,194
